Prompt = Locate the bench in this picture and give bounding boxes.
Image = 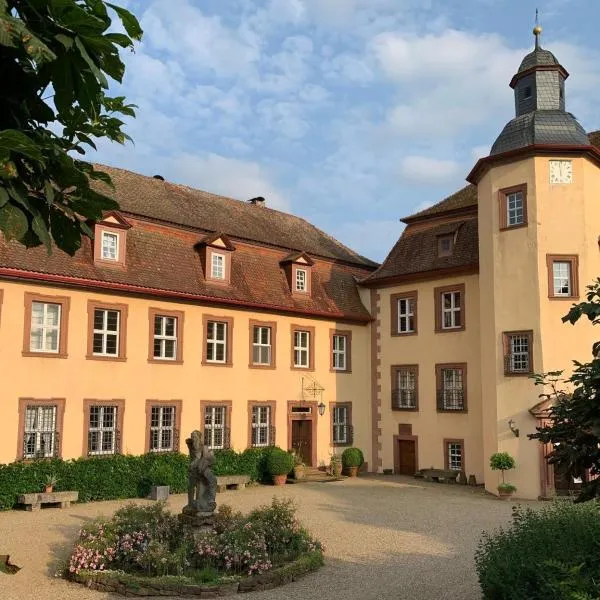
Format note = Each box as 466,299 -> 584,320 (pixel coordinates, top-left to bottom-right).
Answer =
415,468 -> 460,484
18,491 -> 78,511
216,475 -> 250,493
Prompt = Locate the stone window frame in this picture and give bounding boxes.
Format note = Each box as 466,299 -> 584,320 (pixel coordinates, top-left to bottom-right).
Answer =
86,300 -> 128,362
437,234 -> 454,257
390,364 -> 419,411
503,330 -> 534,376
498,183 -> 528,231
22,292 -> 71,358
0,288 -> 3,326
435,363 -> 468,413
144,399 -> 183,453
248,400 -> 277,448
82,399 -> 125,457
93,221 -> 128,267
390,291 -> 418,336
444,438 -> 465,471
248,319 -> 277,369
147,307 -> 185,364
290,324 -> 315,371
201,400 -> 233,451
206,247 -> 232,284
330,329 -> 352,373
291,264 -> 312,296
202,315 -> 234,367
434,283 -> 466,333
17,397 -> 66,460
546,254 -> 579,300
330,401 -> 353,447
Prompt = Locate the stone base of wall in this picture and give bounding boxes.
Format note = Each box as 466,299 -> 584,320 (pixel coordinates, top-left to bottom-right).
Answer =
70,551 -> 323,597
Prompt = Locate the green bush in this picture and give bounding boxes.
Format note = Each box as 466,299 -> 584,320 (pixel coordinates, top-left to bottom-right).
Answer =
489,452 -> 516,472
341,447 -> 364,468
265,447 -> 294,476
475,502 -> 600,599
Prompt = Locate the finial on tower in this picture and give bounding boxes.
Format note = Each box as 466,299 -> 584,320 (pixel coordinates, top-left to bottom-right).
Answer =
533,9 -> 542,49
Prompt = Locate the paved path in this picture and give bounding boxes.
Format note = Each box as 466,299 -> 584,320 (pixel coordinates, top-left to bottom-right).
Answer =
0,476 -> 539,600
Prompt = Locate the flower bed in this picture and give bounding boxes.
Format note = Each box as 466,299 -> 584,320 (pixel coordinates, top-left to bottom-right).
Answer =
64,499 -> 323,596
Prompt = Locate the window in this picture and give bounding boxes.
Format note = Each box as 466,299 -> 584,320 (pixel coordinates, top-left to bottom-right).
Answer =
504,331 -> 533,375
150,406 -> 176,452
499,184 -> 527,229
87,405 -> 118,455
332,404 -> 352,446
547,255 -> 579,299
211,253 -> 225,280
438,235 -> 453,257
24,405 -> 58,458
252,326 -> 272,365
153,315 -> 177,360
93,309 -> 120,356
445,440 -> 464,471
391,292 -> 417,335
436,364 -> 467,411
330,330 -> 352,372
30,302 -> 61,353
294,330 -> 309,368
206,321 -> 226,363
251,406 -> 273,447
101,231 -> 119,261
435,285 -> 465,332
295,268 -> 307,292
391,365 -> 418,410
524,86 -> 532,99
204,406 -> 228,450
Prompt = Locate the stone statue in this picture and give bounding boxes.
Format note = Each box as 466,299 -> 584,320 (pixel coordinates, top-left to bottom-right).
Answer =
182,430 -> 217,526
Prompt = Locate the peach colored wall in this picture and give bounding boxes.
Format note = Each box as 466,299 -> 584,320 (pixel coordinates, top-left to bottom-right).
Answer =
377,274 -> 484,482
0,280 -> 372,467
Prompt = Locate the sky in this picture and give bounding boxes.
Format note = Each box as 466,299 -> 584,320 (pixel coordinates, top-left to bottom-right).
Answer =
92,0 -> 600,262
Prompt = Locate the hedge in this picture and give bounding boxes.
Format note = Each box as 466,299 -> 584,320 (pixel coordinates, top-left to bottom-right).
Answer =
0,447 -> 274,511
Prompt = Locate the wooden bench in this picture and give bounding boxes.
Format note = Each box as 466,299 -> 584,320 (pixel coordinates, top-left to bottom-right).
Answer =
415,468 -> 460,483
216,475 -> 250,493
18,491 -> 78,511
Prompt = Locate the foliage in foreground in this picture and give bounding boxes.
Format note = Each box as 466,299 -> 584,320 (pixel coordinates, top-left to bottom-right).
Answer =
475,502 -> 600,600
529,278 -> 600,501
66,499 -> 323,580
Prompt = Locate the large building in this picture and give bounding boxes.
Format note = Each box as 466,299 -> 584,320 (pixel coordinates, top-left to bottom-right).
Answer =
0,29 -> 598,499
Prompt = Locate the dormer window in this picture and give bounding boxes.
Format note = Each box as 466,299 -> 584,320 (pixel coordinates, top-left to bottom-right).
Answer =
197,233 -> 235,284
211,253 -> 225,280
280,251 -> 314,297
93,211 -> 130,267
438,235 -> 454,257
524,86 -> 532,99
101,231 -> 119,261
295,268 -> 307,292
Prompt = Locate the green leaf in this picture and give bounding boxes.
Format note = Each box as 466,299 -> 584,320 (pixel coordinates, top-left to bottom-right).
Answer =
32,213 -> 52,253
55,33 -> 73,49
50,209 -> 81,256
107,3 -> 143,40
0,130 -> 44,161
0,186 -> 8,208
0,203 -> 28,241
74,36 -> 109,88
44,181 -> 55,203
105,32 -> 133,48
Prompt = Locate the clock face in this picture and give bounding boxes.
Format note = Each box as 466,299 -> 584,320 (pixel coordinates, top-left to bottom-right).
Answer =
549,160 -> 573,184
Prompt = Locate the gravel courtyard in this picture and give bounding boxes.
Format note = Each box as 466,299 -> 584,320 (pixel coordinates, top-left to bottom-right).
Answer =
0,476 -> 539,600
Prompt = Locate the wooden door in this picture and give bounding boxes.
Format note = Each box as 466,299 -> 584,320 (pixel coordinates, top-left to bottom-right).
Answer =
291,419 -> 313,466
397,440 -> 416,475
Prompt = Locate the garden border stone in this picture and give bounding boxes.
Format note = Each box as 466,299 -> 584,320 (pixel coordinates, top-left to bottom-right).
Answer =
69,551 -> 324,597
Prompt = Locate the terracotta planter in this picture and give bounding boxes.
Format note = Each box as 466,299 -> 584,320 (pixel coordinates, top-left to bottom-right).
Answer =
497,489 -> 514,500
345,466 -> 359,478
44,486 -> 53,494
272,474 -> 288,486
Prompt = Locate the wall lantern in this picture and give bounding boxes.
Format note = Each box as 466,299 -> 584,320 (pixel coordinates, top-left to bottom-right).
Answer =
317,402 -> 326,417
508,419 -> 520,438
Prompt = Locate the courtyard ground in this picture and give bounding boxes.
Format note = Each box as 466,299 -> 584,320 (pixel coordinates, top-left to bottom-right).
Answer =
0,475 -> 540,600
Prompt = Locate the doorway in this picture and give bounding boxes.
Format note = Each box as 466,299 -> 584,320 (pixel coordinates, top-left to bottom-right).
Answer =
291,419 -> 313,466
394,437 -> 417,475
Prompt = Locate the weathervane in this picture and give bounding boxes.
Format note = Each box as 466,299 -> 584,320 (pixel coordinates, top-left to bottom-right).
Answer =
533,9 -> 542,50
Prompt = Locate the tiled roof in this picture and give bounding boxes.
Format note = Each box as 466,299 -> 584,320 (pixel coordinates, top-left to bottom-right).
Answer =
95,165 -> 376,268
402,185 -> 478,223
518,48 -> 559,73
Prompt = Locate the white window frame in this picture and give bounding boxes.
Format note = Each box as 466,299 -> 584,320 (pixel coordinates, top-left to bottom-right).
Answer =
553,261 -> 572,297
30,301 -> 61,353
153,315 -> 177,360
206,321 -> 227,363
506,191 -> 524,227
211,253 -> 225,280
251,406 -> 271,447
252,326 -> 272,366
24,405 -> 57,458
150,405 -> 175,452
397,298 -> 415,334
509,335 -> 530,373
332,406 -> 349,444
93,309 -> 120,357
205,406 -> 226,450
293,330 -> 310,368
447,442 -> 463,471
441,291 -> 462,330
332,334 -> 347,371
295,268 -> 307,292
395,369 -> 417,409
441,368 -> 464,410
101,231 -> 119,261
88,405 -> 117,456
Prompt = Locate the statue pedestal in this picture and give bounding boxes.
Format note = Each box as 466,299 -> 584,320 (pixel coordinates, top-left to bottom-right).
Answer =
180,505 -> 215,533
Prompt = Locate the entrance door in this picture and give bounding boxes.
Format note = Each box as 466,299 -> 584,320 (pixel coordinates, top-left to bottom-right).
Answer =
291,420 -> 313,466
396,440 -> 416,475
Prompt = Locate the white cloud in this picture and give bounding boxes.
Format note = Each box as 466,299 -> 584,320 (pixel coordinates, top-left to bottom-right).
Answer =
399,156 -> 462,184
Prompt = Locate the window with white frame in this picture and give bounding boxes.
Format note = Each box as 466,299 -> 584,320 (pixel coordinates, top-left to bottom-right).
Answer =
150,406 -> 175,452
439,368 -> 465,410
447,441 -> 463,471
93,309 -> 120,356
251,406 -> 271,447
88,406 -> 118,455
30,301 -> 61,353
393,368 -> 417,409
553,261 -> 572,296
397,297 -> 415,333
24,405 -> 57,458
252,326 -> 272,365
441,291 -> 462,329
332,406 -> 350,445
101,231 -> 119,261
153,315 -> 177,360
204,406 -> 226,449
293,330 -> 310,368
211,253 -> 225,280
506,191 -> 524,227
206,321 -> 227,363
505,333 -> 531,374
332,334 -> 347,370
295,268 -> 307,292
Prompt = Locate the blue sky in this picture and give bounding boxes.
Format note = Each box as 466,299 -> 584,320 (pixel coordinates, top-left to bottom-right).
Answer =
92,0 -> 600,261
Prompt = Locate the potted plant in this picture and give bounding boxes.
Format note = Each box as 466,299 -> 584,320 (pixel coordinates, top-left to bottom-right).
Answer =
490,452 -> 517,499
44,474 -> 57,494
148,463 -> 171,501
266,447 -> 294,486
291,449 -> 306,480
342,447 -> 364,477
330,453 -> 342,477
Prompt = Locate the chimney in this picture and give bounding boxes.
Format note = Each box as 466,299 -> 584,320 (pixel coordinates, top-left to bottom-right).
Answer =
248,196 -> 265,207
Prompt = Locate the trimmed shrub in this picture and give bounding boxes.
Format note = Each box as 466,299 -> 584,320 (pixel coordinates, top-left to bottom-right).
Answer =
265,448 -> 294,477
475,502 -> 600,599
341,447 -> 364,468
